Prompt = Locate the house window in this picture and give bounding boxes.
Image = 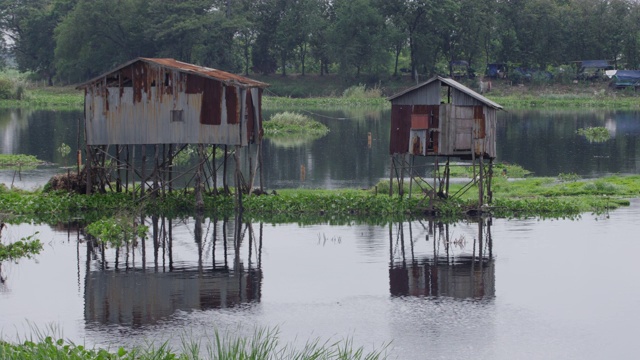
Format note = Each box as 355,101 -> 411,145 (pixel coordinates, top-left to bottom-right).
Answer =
171,110 -> 184,122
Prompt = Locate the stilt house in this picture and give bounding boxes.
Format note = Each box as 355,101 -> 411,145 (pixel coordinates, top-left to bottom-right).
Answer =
76,57 -> 269,197
387,76 -> 503,205
388,76 -> 502,160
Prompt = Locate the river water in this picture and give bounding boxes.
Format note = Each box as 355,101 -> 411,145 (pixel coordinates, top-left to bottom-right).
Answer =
1,107 -> 640,359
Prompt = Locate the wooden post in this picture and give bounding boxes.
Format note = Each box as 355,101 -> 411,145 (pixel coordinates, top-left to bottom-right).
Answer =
212,144 -> 218,195
115,145 -> 122,193
223,145 -> 229,194
259,140 -> 264,193
153,145 -> 159,200
125,145 -> 130,193
399,154 -> 405,197
487,158 -> 494,204
168,144 -> 173,194
234,145 -> 243,210
132,146 -> 136,201
478,155 -> 485,208
445,157 -> 451,198
195,144 -> 205,210
85,145 -> 92,195
408,155 -> 414,199
389,155 -> 394,196
141,145 -> 146,197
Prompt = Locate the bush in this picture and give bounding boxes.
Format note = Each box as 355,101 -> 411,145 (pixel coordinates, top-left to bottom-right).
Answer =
0,77 -> 12,99
342,84 -> 382,99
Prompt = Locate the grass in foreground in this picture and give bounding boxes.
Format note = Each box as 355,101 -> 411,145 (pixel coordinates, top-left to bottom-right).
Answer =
0,326 -> 389,360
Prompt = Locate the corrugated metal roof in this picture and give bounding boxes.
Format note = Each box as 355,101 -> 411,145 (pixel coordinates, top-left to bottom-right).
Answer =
387,76 -> 503,110
77,57 -> 269,89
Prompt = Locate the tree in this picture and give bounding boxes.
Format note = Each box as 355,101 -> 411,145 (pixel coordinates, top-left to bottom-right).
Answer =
329,0 -> 389,77
0,0 -> 74,85
54,0 -> 156,83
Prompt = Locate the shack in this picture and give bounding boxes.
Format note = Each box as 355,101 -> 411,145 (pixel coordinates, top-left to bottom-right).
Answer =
575,60 -> 614,80
609,70 -> 640,89
77,58 -> 269,205
387,76 -> 503,206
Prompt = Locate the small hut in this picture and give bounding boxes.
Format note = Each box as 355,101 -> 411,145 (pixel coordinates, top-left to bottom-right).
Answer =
387,76 -> 503,206
77,58 -> 269,206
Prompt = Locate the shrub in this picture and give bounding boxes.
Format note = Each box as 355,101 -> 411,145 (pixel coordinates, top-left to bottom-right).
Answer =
342,84 -> 382,99
0,77 -> 12,99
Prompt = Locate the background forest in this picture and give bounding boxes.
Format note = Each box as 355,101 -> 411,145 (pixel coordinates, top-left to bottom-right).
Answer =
1,0 -> 640,87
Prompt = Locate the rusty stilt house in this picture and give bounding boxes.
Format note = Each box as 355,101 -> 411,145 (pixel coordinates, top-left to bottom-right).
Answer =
387,76 -> 503,208
77,58 -> 269,206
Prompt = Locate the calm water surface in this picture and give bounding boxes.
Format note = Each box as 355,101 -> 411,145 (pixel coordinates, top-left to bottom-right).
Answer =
1,106 -> 640,359
1,204 -> 639,359
2,107 -> 640,189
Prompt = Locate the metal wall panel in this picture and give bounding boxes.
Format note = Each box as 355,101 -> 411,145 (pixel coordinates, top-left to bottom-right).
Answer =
86,86 -> 245,145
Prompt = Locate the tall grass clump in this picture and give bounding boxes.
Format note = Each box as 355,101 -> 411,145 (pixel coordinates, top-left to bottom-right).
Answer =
576,126 -> 610,143
342,83 -> 382,99
0,326 -> 390,360
264,111 -> 329,138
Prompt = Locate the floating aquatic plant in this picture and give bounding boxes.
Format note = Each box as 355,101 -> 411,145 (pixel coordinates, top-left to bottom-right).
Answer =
576,126 -> 610,143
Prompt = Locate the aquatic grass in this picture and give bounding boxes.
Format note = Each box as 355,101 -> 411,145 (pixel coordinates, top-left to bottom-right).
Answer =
263,111 -> 330,138
0,154 -> 44,167
0,232 -> 43,261
576,126 -> 611,143
2,174 -> 640,224
0,325 -> 390,360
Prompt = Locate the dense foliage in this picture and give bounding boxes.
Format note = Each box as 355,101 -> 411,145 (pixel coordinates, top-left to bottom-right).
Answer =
1,0 -> 640,85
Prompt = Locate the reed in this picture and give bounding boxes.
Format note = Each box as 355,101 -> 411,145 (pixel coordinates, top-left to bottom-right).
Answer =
0,326 -> 389,360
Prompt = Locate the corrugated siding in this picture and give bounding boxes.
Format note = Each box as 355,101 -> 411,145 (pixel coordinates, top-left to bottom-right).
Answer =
86,86 -> 244,145
390,105 -> 412,154
84,61 -> 264,146
451,87 -> 485,107
436,105 -> 495,158
390,82 -> 441,106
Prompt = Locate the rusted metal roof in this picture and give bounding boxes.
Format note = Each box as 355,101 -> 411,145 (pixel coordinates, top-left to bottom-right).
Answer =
77,57 -> 269,89
387,76 -> 503,110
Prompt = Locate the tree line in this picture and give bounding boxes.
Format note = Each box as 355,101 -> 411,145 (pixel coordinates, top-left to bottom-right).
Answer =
1,0 -> 640,85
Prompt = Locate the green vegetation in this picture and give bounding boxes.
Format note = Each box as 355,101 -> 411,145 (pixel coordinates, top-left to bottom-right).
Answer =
263,112 -> 330,141
1,172 -> 639,225
0,232 -> 43,261
0,154 -> 44,168
85,213 -> 148,248
577,126 -> 611,143
0,327 -> 389,360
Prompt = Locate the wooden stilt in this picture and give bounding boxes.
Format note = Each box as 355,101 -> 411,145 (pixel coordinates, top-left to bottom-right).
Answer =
141,145 -> 146,197
125,145 -> 129,193
223,145 -> 229,195
234,145 -> 243,210
478,155 -> 485,208
487,158 -> 494,204
85,145 -> 92,195
168,144 -> 173,194
212,144 -> 218,195
389,155 -> 394,196
116,145 -> 121,192
195,144 -> 205,210
132,146 -> 136,202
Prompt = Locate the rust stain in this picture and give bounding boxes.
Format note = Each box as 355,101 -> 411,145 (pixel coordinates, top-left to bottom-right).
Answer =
146,58 -> 268,88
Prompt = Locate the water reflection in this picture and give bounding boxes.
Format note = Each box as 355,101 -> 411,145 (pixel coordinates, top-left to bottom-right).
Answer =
389,218 -> 494,299
2,108 -> 640,190
83,213 -> 262,327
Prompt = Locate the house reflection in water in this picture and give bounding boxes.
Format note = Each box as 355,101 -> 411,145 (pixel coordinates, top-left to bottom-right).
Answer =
83,213 -> 262,327
389,217 -> 495,299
